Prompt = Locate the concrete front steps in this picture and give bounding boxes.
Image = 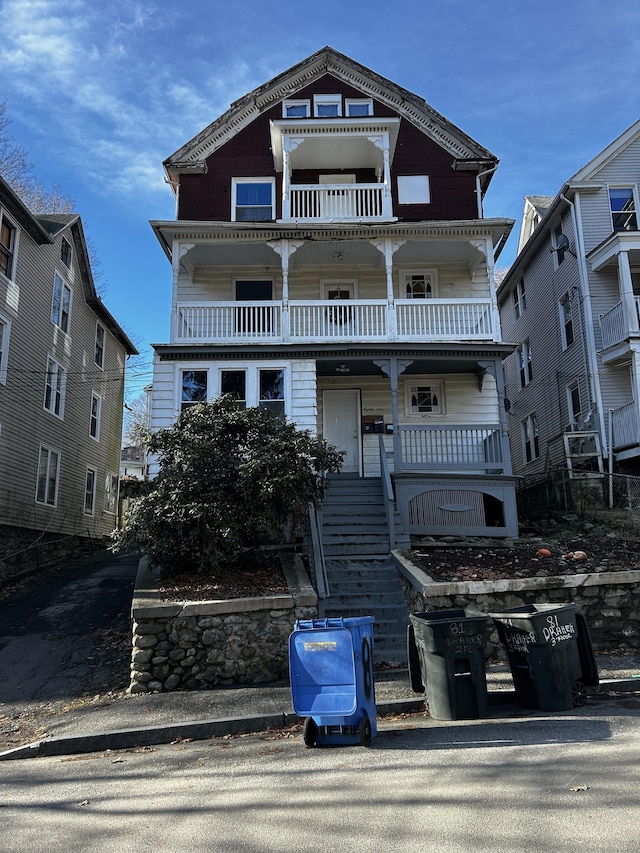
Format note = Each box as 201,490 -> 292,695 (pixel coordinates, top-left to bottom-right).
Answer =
319,557 -> 410,666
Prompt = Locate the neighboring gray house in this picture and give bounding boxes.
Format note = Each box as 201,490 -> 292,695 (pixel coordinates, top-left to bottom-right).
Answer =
0,176 -> 137,541
497,119 -> 640,482
149,47 -> 518,539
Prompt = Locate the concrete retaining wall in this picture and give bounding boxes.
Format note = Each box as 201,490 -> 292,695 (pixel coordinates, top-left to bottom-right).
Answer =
393,550 -> 640,658
130,553 -> 318,693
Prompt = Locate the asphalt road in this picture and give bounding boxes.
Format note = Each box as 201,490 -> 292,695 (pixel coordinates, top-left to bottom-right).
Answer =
1,698 -> 639,852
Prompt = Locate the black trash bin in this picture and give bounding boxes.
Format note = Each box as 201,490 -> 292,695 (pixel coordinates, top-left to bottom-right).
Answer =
407,609 -> 490,721
490,603 -> 599,712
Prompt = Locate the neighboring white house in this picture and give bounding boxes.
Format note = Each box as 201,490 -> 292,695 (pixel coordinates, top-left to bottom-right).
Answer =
0,175 -> 137,540
497,119 -> 640,482
149,46 -> 518,538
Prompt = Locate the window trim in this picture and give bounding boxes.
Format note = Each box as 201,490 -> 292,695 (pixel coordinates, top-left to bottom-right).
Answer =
51,270 -> 72,334
231,177 -> 275,222
0,312 -> 11,385
560,293 -> 574,349
397,175 -> 431,205
90,391 -> 102,440
94,322 -> 105,369
44,355 -> 66,419
84,466 -> 97,516
176,362 -> 290,417
0,211 -> 18,282
518,339 -> 533,388
282,99 -> 310,118
313,94 -> 342,117
514,278 -> 526,319
521,413 -> 540,464
345,98 -> 373,117
179,367 -> 209,412
404,379 -> 445,418
400,269 -> 438,299
36,445 -> 60,507
60,236 -> 72,268
104,472 -> 118,514
609,185 -> 639,232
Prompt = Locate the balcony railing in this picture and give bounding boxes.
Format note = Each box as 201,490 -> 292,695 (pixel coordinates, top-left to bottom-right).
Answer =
284,183 -> 390,222
396,425 -> 505,474
611,401 -> 640,451
175,299 -> 496,344
599,297 -> 640,350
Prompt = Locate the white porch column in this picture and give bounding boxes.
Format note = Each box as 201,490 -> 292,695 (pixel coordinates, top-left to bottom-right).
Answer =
372,237 -> 404,341
171,241 -> 194,343
281,139 -> 291,221
269,239 -> 303,342
618,250 -> 640,335
368,133 -> 393,219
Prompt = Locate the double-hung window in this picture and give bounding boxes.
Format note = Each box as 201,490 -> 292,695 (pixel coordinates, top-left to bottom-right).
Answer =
259,369 -> 285,416
514,278 -> 526,318
0,213 -> 17,280
36,446 -> 60,506
85,467 -> 96,515
51,271 -> 71,333
95,323 -> 105,368
231,178 -> 275,222
90,392 -> 101,439
313,94 -> 341,117
518,340 -> 533,387
221,370 -> 247,406
345,98 -> 373,117
44,356 -> 66,418
60,237 -> 72,268
560,294 -> 574,348
0,313 -> 10,384
609,187 -> 638,232
104,473 -> 118,514
521,414 -> 540,463
567,382 -> 582,427
283,100 -> 309,117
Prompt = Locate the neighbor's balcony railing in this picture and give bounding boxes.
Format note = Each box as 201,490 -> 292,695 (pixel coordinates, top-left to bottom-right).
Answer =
395,424 -> 505,474
174,298 -> 496,344
599,297 -> 640,350
284,183 -> 391,222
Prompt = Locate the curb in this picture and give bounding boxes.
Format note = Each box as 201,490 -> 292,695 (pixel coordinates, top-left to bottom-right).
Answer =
2,682 -> 638,762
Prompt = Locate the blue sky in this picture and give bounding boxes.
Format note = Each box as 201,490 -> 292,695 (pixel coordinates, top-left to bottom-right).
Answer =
2,0 -> 639,399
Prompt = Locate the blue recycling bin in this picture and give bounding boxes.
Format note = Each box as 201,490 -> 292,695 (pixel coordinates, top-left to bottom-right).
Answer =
289,616 -> 376,747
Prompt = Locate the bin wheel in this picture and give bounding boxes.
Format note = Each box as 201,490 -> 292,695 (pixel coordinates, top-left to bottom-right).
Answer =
359,715 -> 372,747
302,717 -> 317,748
572,680 -> 587,708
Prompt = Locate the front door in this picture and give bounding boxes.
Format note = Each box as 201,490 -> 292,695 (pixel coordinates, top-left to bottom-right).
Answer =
323,389 -> 361,474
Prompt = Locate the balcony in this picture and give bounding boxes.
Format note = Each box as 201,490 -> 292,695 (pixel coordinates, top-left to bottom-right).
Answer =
174,298 -> 496,344
284,183 -> 390,223
599,297 -> 640,358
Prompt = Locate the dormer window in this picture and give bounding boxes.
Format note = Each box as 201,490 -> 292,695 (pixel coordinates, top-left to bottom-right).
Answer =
313,94 -> 342,117
283,100 -> 310,118
345,98 -> 373,117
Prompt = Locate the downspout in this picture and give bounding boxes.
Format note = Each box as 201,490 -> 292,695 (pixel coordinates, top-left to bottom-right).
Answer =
476,164 -> 498,219
560,192 -> 607,454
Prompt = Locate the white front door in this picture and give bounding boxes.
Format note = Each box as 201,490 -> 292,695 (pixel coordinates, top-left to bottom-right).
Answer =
323,389 -> 361,474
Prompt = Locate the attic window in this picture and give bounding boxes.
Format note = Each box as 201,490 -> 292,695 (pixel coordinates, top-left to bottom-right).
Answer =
313,95 -> 341,117
397,175 -> 431,205
60,237 -> 72,267
346,99 -> 373,117
283,100 -> 310,118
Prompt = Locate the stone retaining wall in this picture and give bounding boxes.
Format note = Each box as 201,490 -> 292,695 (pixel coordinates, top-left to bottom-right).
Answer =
393,550 -> 640,658
130,554 -> 318,693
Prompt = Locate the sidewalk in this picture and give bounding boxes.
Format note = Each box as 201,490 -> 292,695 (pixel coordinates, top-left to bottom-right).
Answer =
2,655 -> 639,761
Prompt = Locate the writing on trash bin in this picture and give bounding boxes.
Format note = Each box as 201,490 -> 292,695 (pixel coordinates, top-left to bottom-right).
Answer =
504,630 -> 536,653
303,641 -> 337,652
542,614 -> 576,647
446,633 -> 484,653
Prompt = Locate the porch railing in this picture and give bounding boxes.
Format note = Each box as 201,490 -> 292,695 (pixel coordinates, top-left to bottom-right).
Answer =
599,297 -> 640,350
612,401 -> 640,451
287,183 -> 387,221
378,434 -> 396,550
175,298 -> 496,343
396,424 -> 504,473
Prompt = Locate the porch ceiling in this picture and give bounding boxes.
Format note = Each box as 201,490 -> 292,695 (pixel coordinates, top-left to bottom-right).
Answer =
178,234 -> 485,272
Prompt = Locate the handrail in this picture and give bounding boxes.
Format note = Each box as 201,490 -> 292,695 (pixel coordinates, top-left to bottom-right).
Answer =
378,434 -> 395,550
308,503 -> 328,598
